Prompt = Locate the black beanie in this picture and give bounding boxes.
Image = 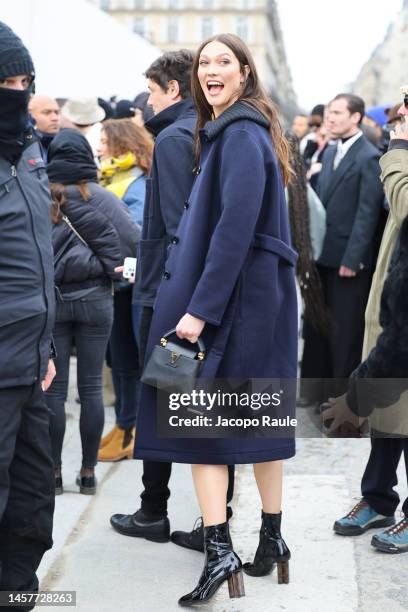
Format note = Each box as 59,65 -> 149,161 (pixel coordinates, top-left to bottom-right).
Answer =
47,129 -> 98,185
0,21 -> 35,81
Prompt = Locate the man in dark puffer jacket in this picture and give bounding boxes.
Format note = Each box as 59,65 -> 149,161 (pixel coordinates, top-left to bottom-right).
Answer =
0,22 -> 56,609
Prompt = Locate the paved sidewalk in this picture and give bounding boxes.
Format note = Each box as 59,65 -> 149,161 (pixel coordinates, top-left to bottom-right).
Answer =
37,362 -> 408,612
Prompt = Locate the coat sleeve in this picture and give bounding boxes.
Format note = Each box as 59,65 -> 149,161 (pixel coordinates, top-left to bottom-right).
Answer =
155,135 -> 194,236
64,196 -> 123,280
380,146 -> 408,228
347,262 -> 408,416
187,130 -> 266,326
341,152 -> 384,271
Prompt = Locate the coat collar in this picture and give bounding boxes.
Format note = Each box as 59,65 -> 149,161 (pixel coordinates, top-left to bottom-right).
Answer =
145,98 -> 196,138
201,101 -> 270,142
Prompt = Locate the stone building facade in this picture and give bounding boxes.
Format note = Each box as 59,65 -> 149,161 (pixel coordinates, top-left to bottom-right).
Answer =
352,1 -> 408,106
91,0 -> 297,116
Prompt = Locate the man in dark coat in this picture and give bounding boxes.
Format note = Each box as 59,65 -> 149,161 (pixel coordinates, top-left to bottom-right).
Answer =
110,51 -> 235,552
0,22 -> 56,607
301,93 -> 384,402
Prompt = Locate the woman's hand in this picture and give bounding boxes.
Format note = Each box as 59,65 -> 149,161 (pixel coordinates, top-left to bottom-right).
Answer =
176,313 -> 205,344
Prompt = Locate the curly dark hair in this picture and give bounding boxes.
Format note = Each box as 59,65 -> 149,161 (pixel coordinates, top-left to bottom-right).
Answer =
286,133 -> 329,334
145,50 -> 195,99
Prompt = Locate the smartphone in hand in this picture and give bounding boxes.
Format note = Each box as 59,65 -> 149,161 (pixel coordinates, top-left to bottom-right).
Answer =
122,257 -> 137,282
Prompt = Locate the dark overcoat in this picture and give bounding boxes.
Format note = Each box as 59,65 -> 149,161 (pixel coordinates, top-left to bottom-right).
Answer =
135,102 -> 298,465
317,135 -> 384,271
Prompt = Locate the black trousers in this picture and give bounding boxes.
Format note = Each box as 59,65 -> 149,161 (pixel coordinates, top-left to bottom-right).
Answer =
138,307 -> 235,518
46,293 -> 113,468
109,288 -> 140,430
0,383 -> 54,600
362,437 -> 408,517
301,264 -> 373,403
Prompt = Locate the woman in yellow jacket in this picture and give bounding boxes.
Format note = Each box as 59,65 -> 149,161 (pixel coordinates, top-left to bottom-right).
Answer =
97,119 -> 153,461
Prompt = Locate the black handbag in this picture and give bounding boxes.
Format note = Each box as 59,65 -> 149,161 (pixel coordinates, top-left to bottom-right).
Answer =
141,328 -> 206,394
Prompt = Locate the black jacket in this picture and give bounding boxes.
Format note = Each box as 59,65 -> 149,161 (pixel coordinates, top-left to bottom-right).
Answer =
0,136 -> 55,388
133,98 -> 196,307
317,135 -> 384,271
53,182 -> 140,292
347,215 -> 408,416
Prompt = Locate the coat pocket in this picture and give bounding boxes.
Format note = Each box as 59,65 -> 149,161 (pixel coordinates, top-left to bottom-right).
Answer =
138,237 -> 169,296
0,293 -> 46,328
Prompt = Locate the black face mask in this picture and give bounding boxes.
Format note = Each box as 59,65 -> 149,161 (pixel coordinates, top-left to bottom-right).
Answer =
0,86 -> 30,161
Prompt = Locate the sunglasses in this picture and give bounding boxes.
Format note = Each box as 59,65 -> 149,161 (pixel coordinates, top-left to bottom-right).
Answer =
308,122 -> 322,129
404,94 -> 408,109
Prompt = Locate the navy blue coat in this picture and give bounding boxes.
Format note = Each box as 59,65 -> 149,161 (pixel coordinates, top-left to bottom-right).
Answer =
133,99 -> 196,307
135,103 -> 298,465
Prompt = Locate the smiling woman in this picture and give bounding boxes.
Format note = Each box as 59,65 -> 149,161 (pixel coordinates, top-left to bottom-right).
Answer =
135,33 -> 298,607
197,43 -> 249,117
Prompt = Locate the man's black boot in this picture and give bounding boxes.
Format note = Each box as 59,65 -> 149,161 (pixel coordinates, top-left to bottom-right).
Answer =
171,506 -> 233,553
110,509 -> 170,543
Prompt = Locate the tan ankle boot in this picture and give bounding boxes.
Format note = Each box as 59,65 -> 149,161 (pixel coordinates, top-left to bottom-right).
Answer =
97,426 -> 135,462
99,425 -> 119,449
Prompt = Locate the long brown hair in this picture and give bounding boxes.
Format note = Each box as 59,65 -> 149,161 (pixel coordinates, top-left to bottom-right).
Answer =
286,134 -> 329,335
102,119 -> 154,174
191,33 -> 291,184
50,182 -> 90,224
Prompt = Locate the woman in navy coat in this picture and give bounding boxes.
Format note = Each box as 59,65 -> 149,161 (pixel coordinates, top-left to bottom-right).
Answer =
135,34 -> 298,606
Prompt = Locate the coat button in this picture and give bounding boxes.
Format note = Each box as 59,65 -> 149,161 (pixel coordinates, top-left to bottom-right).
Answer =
163,271 -> 171,280
172,236 -> 179,245
184,200 -> 190,209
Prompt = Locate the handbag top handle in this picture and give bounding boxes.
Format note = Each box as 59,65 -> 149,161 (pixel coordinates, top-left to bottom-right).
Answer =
160,328 -> 206,361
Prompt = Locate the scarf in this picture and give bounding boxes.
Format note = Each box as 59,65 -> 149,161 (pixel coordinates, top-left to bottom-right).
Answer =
99,153 -> 143,200
0,87 -> 30,162
99,152 -> 137,180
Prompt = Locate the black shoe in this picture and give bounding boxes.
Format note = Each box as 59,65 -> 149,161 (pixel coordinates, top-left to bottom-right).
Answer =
243,511 -> 291,582
178,521 -> 245,607
76,473 -> 97,495
110,509 -> 170,543
55,475 -> 63,495
171,506 -> 233,553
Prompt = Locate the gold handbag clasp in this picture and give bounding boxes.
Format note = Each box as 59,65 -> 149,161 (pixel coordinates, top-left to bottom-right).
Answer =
171,351 -> 180,364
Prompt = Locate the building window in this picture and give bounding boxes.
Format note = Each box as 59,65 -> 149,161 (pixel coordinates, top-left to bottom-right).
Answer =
169,0 -> 179,7
236,16 -> 249,42
100,0 -> 110,9
167,16 -> 179,43
133,17 -> 145,36
201,17 -> 213,40
202,0 -> 213,7
133,0 -> 144,8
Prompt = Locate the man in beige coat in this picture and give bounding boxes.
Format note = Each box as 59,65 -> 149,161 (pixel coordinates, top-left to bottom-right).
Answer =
323,95 -> 408,553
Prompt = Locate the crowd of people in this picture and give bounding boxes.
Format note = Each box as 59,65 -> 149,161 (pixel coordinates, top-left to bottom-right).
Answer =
0,15 -> 408,611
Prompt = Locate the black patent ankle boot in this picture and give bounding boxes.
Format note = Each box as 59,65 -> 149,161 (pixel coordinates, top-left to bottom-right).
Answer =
178,521 -> 245,607
243,511 -> 291,582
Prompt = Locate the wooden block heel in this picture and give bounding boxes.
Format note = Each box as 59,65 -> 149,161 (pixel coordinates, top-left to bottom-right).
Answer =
228,569 -> 245,598
277,561 -> 289,584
